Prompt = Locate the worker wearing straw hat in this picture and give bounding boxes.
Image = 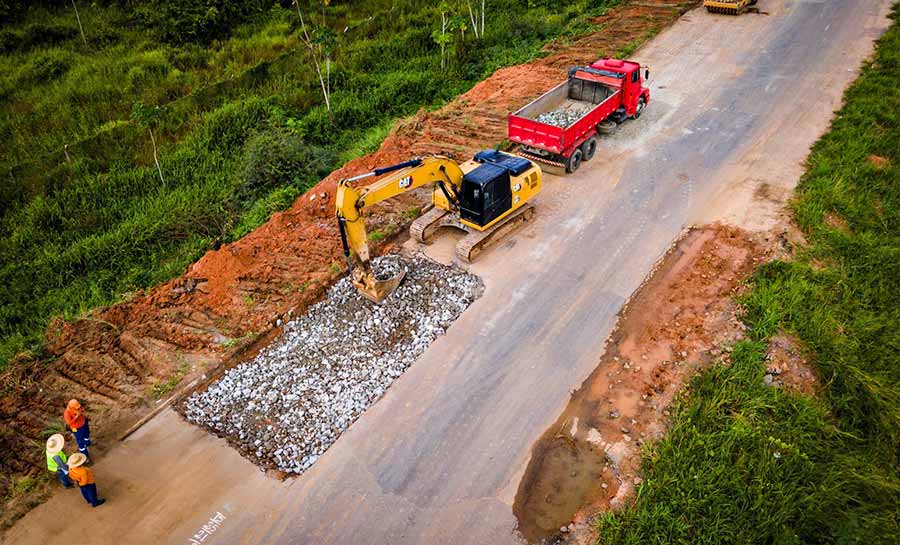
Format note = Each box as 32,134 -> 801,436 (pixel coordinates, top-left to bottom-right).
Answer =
67,453 -> 105,508
45,434 -> 73,488
64,399 -> 92,463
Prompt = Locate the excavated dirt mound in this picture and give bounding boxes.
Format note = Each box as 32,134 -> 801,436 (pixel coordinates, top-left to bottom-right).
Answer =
0,0 -> 694,516
512,224 -> 771,544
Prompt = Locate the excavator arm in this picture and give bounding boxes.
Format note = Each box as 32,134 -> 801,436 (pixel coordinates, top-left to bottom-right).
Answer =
335,156 -> 465,302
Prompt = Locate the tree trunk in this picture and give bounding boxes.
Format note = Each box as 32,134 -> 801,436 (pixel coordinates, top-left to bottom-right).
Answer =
71,0 -> 87,46
149,128 -> 165,187
295,0 -> 334,123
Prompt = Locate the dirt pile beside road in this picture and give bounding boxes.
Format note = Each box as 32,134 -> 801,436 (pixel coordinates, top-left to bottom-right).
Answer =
513,224 -> 771,543
0,0 -> 694,516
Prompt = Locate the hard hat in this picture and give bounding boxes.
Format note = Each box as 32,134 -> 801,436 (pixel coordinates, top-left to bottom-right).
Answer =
46,434 -> 65,454
67,399 -> 82,411
67,452 -> 87,469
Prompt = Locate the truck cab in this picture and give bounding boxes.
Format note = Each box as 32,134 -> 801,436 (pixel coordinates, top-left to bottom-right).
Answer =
583,58 -> 650,119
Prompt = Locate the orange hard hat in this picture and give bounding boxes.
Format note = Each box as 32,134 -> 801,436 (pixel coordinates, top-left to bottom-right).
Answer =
67,399 -> 82,411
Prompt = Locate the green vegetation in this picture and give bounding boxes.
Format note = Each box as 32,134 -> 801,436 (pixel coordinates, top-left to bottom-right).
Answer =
0,0 -> 620,367
150,360 -> 191,399
598,6 -> 900,544
7,476 -> 41,499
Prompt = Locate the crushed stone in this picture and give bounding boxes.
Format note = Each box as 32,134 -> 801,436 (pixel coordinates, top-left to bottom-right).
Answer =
182,254 -> 483,474
535,105 -> 591,128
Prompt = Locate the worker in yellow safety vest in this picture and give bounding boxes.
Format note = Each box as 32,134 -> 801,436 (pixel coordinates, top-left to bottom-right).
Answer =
45,434 -> 74,488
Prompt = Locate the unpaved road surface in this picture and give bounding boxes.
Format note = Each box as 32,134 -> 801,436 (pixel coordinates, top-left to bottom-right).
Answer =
4,2 -> 892,544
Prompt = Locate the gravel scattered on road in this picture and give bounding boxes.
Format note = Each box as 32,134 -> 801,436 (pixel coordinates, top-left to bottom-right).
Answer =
182,254 -> 483,473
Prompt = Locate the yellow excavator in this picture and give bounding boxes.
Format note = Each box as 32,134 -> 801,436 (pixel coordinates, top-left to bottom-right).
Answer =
336,149 -> 542,302
704,0 -> 757,14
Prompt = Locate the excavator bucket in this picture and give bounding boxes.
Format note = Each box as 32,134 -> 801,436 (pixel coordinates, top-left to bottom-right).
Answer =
352,269 -> 406,304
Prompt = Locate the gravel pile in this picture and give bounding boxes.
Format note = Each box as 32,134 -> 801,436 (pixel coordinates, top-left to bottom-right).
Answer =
535,105 -> 591,128
182,254 -> 483,473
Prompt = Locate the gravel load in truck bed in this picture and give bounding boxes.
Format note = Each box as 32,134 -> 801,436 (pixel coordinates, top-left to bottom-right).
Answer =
182,254 -> 483,474
535,105 -> 592,128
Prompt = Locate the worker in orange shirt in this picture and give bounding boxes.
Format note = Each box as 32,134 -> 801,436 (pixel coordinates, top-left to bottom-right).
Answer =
64,399 -> 92,463
67,453 -> 105,507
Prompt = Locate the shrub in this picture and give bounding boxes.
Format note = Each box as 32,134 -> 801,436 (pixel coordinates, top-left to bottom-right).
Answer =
237,127 -> 335,206
133,0 -> 271,45
18,49 -> 72,84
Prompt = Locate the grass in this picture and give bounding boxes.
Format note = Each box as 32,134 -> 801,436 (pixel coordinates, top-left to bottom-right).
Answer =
597,5 -> 900,544
7,476 -> 41,499
0,0 -> 621,368
149,360 -> 191,399
219,331 -> 256,350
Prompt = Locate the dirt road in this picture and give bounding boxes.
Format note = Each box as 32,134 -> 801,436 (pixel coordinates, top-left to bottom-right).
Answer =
4,2 -> 892,544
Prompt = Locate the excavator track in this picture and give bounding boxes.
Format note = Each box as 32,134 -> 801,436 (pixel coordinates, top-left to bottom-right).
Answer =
455,204 -> 536,263
410,206 -> 458,244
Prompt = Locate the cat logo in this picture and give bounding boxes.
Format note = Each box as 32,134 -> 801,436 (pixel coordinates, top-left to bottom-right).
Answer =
398,176 -> 413,189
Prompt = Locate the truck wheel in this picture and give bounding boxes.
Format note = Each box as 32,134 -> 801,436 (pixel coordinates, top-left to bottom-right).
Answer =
581,138 -> 598,162
633,98 -> 646,120
566,149 -> 583,173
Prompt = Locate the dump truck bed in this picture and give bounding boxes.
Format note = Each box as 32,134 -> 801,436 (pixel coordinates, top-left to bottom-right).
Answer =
508,77 -> 621,157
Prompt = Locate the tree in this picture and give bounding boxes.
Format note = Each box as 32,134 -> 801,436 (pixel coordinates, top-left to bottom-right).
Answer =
70,0 -> 86,46
131,102 -> 166,187
432,2 -> 451,71
294,0 -> 334,123
465,0 -> 485,39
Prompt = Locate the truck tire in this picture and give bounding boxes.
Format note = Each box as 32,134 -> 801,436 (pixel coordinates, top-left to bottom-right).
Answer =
581,138 -> 598,161
633,98 -> 646,120
566,149 -> 583,173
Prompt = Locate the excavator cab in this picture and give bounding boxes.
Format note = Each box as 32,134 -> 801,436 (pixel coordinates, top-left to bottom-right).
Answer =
459,151 -> 534,229
459,164 -> 512,228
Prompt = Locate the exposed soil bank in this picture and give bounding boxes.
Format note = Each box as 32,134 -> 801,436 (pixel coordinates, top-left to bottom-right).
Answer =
513,224 -> 771,543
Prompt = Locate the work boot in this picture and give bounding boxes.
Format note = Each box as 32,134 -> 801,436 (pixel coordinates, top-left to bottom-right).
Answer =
93,499 -> 106,508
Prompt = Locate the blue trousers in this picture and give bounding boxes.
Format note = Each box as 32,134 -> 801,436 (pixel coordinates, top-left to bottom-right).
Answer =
79,483 -> 99,506
56,469 -> 73,487
73,419 -> 91,457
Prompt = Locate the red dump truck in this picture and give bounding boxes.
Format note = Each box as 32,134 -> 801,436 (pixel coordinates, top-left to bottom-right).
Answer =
508,58 -> 649,173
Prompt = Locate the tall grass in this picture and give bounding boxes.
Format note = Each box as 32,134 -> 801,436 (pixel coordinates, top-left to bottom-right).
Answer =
0,1 -> 619,366
597,5 -> 900,543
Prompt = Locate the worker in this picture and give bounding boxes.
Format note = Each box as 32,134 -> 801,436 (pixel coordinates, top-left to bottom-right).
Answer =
64,399 -> 92,463
67,453 -> 105,508
45,434 -> 73,488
